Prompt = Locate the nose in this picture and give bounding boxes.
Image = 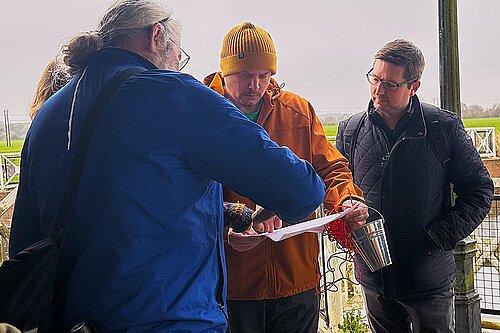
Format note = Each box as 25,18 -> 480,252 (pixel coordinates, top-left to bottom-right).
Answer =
248,76 -> 260,90
374,81 -> 385,95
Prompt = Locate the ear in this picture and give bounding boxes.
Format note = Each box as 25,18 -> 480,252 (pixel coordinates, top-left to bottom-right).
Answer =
410,80 -> 421,96
147,22 -> 165,52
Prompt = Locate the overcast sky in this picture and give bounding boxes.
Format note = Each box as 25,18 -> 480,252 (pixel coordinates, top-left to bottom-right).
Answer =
0,0 -> 499,122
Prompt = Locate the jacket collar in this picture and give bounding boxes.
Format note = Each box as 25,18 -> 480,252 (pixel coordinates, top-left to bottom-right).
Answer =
367,95 -> 426,140
89,47 -> 158,72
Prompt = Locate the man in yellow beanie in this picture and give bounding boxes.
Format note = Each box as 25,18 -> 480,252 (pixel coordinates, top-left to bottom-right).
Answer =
204,22 -> 367,332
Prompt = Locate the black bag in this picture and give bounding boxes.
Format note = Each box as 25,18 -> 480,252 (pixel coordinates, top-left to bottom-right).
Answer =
0,68 -> 145,332
0,238 -> 57,330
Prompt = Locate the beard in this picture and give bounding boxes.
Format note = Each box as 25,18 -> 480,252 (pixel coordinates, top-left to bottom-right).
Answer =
159,50 -> 180,71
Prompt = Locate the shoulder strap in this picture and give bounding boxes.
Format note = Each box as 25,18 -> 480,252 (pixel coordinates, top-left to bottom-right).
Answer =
424,107 -> 451,168
342,112 -> 366,171
52,68 -> 145,238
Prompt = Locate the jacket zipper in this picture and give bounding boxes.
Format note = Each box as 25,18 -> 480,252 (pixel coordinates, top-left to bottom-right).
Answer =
266,239 -> 276,298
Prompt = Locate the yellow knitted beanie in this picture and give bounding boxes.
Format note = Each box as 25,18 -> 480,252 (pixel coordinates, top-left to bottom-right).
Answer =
220,22 -> 277,77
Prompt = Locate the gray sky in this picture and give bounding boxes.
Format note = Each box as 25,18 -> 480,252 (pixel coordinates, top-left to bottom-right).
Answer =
0,0 -> 499,122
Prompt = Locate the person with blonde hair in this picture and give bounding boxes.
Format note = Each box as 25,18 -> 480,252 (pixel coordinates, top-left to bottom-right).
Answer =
9,1 -> 326,331
28,58 -> 71,119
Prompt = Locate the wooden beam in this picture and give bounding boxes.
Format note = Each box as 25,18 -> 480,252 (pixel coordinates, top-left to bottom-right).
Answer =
438,0 -> 461,117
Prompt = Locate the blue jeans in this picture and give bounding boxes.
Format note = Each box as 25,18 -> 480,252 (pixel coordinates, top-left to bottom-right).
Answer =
362,286 -> 455,333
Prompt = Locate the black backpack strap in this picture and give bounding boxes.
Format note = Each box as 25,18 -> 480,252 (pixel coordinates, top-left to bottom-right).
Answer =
342,111 -> 367,171
52,67 -> 146,237
424,107 -> 451,169
49,68 -> 146,329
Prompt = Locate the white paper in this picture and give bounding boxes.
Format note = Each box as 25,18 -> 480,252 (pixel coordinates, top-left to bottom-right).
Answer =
251,203 -> 359,242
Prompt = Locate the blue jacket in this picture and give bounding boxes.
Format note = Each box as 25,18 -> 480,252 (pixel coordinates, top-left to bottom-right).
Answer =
9,48 -> 325,332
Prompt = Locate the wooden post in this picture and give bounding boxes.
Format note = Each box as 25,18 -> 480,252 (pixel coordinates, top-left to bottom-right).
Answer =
439,1 -> 481,331
438,0 -> 461,117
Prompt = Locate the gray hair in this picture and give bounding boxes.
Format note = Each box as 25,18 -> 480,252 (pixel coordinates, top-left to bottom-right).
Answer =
62,0 -> 180,74
374,38 -> 425,86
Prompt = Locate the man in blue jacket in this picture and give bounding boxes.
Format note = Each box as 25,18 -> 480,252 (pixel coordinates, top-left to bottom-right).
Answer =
9,1 -> 325,331
336,39 -> 493,333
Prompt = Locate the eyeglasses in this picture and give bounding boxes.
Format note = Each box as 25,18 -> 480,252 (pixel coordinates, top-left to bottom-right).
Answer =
366,68 -> 417,91
168,38 -> 191,71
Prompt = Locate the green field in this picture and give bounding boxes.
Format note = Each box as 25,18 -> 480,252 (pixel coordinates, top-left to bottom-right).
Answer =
0,140 -> 24,154
1,117 -> 500,153
324,117 -> 500,138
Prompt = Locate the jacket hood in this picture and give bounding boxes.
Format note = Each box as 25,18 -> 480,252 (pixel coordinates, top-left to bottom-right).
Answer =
203,72 -> 282,99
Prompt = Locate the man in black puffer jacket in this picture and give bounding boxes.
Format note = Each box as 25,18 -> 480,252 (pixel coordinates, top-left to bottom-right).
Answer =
336,39 -> 493,333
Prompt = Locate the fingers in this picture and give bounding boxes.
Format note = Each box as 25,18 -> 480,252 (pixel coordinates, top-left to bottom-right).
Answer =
227,228 -> 265,252
350,208 -> 369,221
343,202 -> 368,232
253,222 -> 265,233
254,216 -> 283,233
273,216 -> 282,229
343,202 -> 368,222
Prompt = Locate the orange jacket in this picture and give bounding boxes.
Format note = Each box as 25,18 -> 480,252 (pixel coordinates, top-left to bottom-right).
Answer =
204,72 -> 363,300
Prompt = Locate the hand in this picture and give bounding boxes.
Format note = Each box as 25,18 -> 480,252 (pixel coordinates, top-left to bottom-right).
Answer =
227,227 -> 265,252
341,200 -> 368,232
253,216 -> 283,233
251,205 -> 282,233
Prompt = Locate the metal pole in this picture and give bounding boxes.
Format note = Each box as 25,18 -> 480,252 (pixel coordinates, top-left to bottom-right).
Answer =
438,0 -> 461,116
6,110 -> 11,147
3,110 -> 7,146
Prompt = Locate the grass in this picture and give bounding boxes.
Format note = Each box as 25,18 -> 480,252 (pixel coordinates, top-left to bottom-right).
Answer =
0,140 -> 24,154
324,117 -> 500,138
1,117 -> 500,152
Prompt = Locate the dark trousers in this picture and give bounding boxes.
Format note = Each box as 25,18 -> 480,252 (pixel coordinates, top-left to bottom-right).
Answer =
227,288 -> 320,333
362,286 -> 455,333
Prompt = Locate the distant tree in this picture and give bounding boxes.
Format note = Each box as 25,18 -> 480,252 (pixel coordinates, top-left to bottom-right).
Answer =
0,122 -> 30,141
461,104 -> 484,118
461,102 -> 500,118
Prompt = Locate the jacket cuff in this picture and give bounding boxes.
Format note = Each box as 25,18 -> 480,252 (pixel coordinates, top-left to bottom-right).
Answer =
223,202 -> 254,233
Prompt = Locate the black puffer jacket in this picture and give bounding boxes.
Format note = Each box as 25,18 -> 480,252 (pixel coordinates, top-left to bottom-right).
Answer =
336,95 -> 493,299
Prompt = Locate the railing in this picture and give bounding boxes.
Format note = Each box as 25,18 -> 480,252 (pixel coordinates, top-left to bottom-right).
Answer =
472,194 -> 500,315
317,206 -> 365,332
0,186 -> 16,264
0,221 -> 9,264
0,152 -> 21,191
327,127 -> 497,159
466,127 -> 496,159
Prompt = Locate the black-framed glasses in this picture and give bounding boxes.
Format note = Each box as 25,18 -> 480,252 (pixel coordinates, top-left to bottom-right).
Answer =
168,38 -> 191,71
366,68 -> 417,91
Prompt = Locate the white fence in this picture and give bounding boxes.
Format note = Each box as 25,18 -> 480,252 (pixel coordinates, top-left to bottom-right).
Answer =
327,127 -> 497,159
466,127 -> 496,158
0,152 -> 21,191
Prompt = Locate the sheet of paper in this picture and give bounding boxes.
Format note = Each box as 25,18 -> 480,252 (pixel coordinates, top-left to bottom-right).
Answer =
251,203 -> 359,242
